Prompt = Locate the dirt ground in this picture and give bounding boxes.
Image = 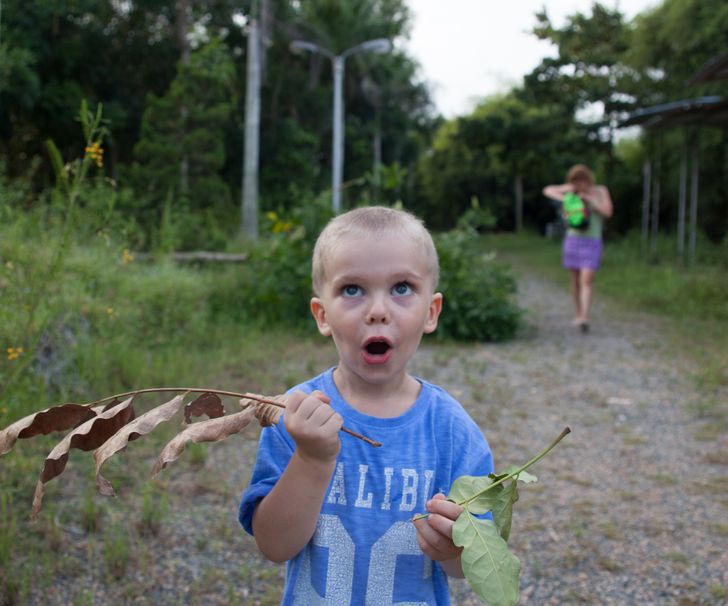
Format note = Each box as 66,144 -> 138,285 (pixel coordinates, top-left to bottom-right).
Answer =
23,267 -> 728,605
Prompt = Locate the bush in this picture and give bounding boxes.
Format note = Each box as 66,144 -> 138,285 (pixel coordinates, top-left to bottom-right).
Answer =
435,230 -> 522,341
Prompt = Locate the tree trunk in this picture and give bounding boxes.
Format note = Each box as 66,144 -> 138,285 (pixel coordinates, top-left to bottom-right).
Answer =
514,173 -> 523,232
176,0 -> 191,198
241,16 -> 261,239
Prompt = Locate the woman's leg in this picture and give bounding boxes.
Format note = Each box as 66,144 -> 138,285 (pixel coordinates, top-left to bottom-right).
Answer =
578,268 -> 596,323
569,269 -> 582,322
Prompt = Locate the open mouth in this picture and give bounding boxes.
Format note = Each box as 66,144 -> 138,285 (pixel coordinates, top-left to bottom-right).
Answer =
362,338 -> 393,363
365,340 -> 391,355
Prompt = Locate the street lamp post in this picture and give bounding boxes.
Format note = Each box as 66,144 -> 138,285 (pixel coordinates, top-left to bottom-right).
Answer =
290,38 -> 392,214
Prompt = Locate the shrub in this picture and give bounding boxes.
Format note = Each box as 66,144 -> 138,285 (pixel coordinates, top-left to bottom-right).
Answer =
435,230 -> 522,341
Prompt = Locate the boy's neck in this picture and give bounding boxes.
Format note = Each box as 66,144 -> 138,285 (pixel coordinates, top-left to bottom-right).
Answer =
332,367 -> 422,418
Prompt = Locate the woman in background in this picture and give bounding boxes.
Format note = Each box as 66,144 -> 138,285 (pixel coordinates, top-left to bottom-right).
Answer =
543,164 -> 613,333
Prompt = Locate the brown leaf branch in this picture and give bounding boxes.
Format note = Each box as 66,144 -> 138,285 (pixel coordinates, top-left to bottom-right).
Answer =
85,387 -> 381,447
151,407 -> 257,476
31,397 -> 136,519
0,403 -> 97,456
93,393 -> 189,496
1,386 -> 381,518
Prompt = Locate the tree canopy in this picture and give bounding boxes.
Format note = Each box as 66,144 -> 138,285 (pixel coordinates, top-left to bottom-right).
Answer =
0,0 -> 726,245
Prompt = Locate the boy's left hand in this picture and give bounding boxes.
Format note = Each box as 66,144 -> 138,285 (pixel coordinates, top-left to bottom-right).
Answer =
413,493 -> 463,562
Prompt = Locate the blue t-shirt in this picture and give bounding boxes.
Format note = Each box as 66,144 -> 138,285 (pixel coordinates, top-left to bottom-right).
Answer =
239,368 -> 493,606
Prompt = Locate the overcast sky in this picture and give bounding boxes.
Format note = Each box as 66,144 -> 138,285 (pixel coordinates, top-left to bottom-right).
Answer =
405,1 -> 659,118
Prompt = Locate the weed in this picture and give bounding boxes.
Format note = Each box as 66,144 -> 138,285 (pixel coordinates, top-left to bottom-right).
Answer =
103,523 -> 132,580
73,587 -> 95,606
622,434 -> 649,446
138,483 -> 167,537
709,585 -> 727,600
186,441 -> 208,468
703,449 -> 728,466
81,489 -> 103,533
597,555 -> 622,573
649,473 -> 678,486
597,521 -> 622,540
665,551 -> 689,564
709,522 -> 728,537
694,421 -> 726,442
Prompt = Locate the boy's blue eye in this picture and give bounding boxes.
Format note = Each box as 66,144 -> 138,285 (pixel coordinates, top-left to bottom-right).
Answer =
342,285 -> 362,297
392,282 -> 413,296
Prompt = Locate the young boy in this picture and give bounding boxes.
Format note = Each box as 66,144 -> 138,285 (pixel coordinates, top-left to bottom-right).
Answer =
239,206 -> 493,604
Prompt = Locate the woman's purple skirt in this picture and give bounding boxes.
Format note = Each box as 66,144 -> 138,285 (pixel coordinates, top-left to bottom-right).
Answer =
563,235 -> 602,270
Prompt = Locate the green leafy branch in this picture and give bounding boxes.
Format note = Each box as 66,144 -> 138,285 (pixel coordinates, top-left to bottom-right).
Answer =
415,426 -> 571,606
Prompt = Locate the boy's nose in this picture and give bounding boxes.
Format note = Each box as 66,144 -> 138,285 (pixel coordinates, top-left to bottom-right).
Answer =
366,296 -> 389,324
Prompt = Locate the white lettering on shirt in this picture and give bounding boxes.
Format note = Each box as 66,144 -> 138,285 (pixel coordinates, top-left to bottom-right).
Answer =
355,464 -> 374,509
327,462 -> 347,505
399,468 -> 419,512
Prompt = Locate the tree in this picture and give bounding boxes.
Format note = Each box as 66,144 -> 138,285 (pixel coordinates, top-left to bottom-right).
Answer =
125,39 -> 237,248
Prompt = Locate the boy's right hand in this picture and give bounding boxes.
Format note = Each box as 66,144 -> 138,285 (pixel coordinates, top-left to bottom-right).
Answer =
284,390 -> 342,464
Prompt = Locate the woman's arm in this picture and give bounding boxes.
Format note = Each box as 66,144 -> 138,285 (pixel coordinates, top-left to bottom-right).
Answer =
542,183 -> 573,202
585,185 -> 613,218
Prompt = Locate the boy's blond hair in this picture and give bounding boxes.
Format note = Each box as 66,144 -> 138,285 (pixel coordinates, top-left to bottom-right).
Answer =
311,206 -> 439,296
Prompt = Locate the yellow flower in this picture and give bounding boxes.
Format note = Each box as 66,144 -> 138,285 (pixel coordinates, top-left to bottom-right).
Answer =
271,220 -> 294,234
6,346 -> 23,361
85,142 -> 104,168
0,407 -> 8,415
122,248 -> 134,264
106,307 -> 115,316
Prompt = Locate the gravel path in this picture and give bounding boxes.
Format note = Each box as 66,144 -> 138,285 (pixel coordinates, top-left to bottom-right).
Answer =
22,268 -> 728,605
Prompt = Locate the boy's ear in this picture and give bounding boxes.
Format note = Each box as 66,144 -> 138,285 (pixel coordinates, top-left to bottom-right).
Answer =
423,292 -> 443,334
310,297 -> 332,337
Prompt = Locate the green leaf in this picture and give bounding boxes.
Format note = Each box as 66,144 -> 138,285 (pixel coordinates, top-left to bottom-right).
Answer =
44,140 -> 69,193
515,470 -> 538,484
491,480 -> 519,542
453,513 -> 521,606
490,467 -> 537,484
448,475 -> 502,514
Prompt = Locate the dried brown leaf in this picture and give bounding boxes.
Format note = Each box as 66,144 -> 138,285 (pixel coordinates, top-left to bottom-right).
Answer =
0,403 -> 96,456
151,407 -> 256,476
239,393 -> 286,427
183,392 -> 224,424
30,397 -> 136,519
94,393 -> 187,496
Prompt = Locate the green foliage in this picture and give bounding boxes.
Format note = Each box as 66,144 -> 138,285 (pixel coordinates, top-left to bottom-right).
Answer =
447,428 -> 569,606
413,91 -> 569,231
453,515 -> 520,606
126,39 -> 237,249
435,231 -> 522,341
457,197 -> 496,233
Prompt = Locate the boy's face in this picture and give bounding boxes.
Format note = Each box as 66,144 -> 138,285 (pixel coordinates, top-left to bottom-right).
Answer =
310,232 -> 442,391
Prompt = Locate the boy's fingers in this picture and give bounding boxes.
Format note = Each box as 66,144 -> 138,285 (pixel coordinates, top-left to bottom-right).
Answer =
426,493 -> 463,521
414,518 -> 459,560
309,402 -> 338,427
310,390 -> 331,404
284,390 -> 307,414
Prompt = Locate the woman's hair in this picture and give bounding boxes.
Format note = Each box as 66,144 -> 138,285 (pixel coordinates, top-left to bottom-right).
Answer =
311,206 -> 439,295
566,164 -> 595,185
